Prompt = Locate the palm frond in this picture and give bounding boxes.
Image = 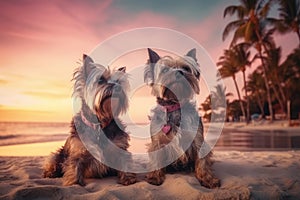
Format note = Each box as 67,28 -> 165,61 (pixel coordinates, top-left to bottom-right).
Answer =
277,0 -> 300,25
242,0 -> 258,13
262,28 -> 276,50
258,0 -> 273,18
251,53 -> 261,63
245,22 -> 256,42
226,92 -> 234,97
257,0 -> 268,12
222,20 -> 245,41
224,5 -> 246,18
230,24 -> 247,46
265,17 -> 289,33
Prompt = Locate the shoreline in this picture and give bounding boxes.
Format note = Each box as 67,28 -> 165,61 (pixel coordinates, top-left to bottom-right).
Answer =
206,120 -> 300,132
0,120 -> 299,157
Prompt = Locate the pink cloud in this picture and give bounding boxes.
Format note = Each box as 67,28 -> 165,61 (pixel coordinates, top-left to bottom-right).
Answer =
0,0 -> 297,109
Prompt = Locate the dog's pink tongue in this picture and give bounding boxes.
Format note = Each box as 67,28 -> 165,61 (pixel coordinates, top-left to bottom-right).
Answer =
162,124 -> 171,134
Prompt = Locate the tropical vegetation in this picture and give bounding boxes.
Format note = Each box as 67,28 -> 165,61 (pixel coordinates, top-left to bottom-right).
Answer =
201,0 -> 300,123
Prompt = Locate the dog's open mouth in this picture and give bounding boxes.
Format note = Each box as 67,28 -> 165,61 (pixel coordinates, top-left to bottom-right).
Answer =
163,81 -> 185,99
100,95 -> 120,115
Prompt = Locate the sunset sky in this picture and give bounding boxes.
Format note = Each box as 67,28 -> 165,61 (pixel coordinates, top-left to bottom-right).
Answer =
0,0 -> 298,123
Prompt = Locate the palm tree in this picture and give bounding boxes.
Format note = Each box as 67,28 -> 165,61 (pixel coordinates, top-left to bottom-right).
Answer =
222,0 -> 275,122
232,43 -> 252,123
211,84 -> 233,122
200,95 -> 212,122
264,47 -> 287,115
227,100 -> 245,122
217,48 -> 246,121
246,69 -> 266,117
281,48 -> 300,119
211,84 -> 230,109
274,0 -> 300,43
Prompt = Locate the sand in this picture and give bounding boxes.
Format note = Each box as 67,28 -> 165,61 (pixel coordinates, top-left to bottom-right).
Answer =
0,150 -> 300,200
1,120 -> 299,199
0,141 -> 65,157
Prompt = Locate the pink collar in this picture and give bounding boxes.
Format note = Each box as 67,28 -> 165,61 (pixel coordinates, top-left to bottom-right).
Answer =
81,112 -> 101,130
159,103 -> 180,134
161,103 -> 181,113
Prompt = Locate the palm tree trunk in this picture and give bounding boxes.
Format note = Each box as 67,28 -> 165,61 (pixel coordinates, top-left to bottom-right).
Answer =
276,79 -> 287,112
296,29 -> 300,45
271,84 -> 285,115
242,70 -> 250,124
258,49 -> 274,122
232,76 -> 246,122
273,73 -> 287,113
278,85 -> 287,107
226,100 -> 230,122
256,93 -> 265,118
254,27 -> 274,122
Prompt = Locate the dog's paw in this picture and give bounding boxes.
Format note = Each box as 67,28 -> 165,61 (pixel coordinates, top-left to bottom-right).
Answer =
146,172 -> 165,186
199,177 -> 220,189
77,179 -> 86,186
42,170 -> 53,178
118,172 -> 137,186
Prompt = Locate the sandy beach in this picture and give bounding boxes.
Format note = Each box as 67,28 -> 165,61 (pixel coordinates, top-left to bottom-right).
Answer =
0,121 -> 300,199
0,151 -> 299,200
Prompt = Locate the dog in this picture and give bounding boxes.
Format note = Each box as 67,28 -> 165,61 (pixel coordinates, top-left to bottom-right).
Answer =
144,48 -> 220,188
43,54 -> 136,186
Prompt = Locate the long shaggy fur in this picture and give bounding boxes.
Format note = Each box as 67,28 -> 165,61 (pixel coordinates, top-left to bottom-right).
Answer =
43,55 -> 136,186
145,48 -> 220,188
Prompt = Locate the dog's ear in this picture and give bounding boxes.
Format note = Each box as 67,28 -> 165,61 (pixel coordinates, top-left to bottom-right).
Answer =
144,65 -> 154,85
186,48 -> 197,62
186,49 -> 200,80
148,48 -> 160,64
83,54 -> 95,78
118,66 -> 126,73
144,48 -> 160,85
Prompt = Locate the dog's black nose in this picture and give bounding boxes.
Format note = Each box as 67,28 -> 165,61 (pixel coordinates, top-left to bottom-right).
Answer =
175,70 -> 184,79
114,84 -> 122,93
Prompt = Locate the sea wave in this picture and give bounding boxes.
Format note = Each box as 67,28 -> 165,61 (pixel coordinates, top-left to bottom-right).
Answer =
0,121 -> 70,146
0,133 -> 69,146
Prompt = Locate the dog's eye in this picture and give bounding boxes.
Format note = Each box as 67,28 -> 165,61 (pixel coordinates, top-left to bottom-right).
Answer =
183,66 -> 191,73
98,77 -> 106,84
161,68 -> 169,73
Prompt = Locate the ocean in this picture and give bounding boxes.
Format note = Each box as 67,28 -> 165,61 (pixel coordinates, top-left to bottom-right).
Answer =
0,121 -> 70,146
0,121 -> 300,157
0,121 -> 150,156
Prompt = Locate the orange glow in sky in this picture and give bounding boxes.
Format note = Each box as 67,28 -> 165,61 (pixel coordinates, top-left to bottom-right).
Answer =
0,0 -> 298,122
